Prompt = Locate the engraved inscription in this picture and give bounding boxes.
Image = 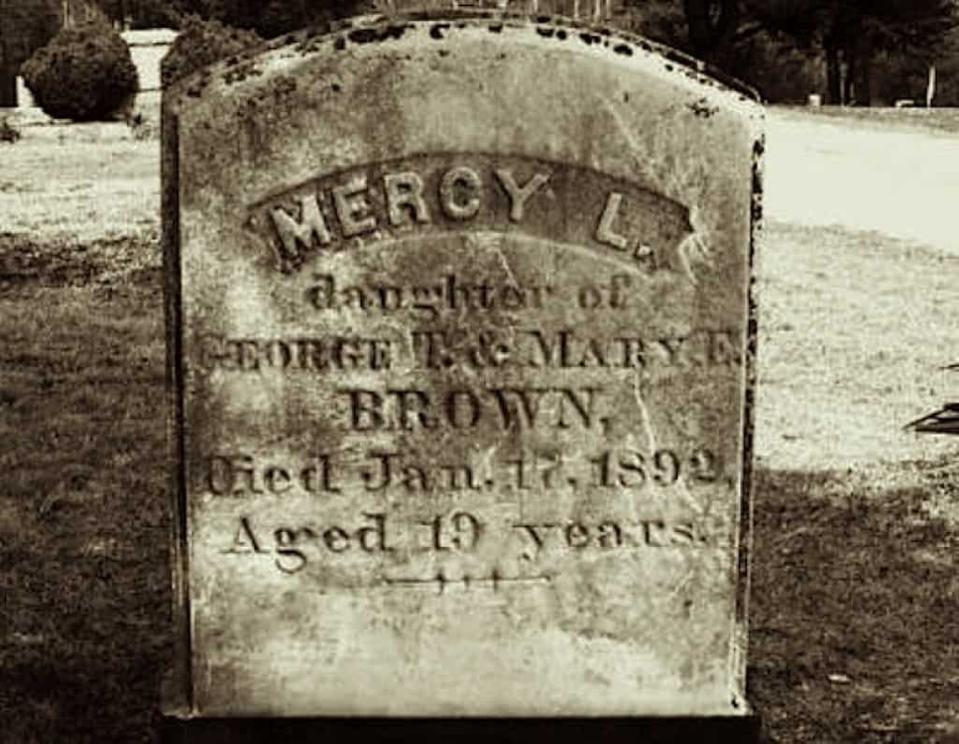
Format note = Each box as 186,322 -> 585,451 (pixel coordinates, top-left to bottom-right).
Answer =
199,335 -> 394,372
224,511 -> 715,576
198,328 -> 742,374
250,154 -> 695,275
305,273 -> 554,316
226,513 -> 395,575
202,447 -> 725,498
339,386 -> 606,432
410,328 -> 741,370
209,154 -> 742,598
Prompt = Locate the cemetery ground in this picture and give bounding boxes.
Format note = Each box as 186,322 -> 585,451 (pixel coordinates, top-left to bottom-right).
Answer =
1,108 -> 959,743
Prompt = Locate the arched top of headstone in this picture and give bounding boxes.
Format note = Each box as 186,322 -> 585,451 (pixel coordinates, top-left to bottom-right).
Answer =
373,0 -> 626,26
164,11 -> 761,114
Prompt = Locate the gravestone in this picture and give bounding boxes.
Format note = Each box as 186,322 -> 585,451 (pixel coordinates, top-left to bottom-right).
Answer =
162,7 -> 763,739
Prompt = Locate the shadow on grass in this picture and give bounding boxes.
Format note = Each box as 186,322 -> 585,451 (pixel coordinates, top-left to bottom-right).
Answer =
749,468 -> 959,743
0,278 -> 957,743
0,282 -> 171,744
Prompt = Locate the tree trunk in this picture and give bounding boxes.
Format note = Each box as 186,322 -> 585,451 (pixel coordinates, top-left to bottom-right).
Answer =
825,44 -> 841,104
683,0 -> 739,64
0,70 -> 16,108
851,35 -> 872,106
843,47 -> 855,105
0,33 -> 16,109
854,54 -> 871,106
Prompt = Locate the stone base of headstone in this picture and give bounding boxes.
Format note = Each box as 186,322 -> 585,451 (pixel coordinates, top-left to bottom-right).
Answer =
161,716 -> 767,744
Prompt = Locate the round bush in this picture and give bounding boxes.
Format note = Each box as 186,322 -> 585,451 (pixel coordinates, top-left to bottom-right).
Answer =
161,17 -> 263,89
21,22 -> 138,122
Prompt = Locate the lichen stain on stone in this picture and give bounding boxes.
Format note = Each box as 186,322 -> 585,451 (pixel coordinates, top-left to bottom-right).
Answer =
751,135 -> 766,162
751,136 -> 765,225
687,98 -> 719,118
222,60 -> 263,86
271,75 -> 298,97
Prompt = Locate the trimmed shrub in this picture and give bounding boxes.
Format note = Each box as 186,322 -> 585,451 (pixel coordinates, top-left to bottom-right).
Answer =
188,0 -> 368,39
21,21 -> 138,122
726,30 -> 823,103
160,16 -> 263,88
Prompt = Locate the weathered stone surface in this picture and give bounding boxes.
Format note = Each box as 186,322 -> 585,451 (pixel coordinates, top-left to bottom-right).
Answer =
163,11 -> 763,718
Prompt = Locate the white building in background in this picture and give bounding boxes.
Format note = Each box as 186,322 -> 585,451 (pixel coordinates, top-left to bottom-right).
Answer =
122,28 -> 177,93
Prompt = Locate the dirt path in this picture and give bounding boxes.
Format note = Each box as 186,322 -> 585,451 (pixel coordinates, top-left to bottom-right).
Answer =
765,109 -> 959,254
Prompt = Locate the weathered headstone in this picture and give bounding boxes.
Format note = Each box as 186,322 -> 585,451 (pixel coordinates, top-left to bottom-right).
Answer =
163,7 -> 763,736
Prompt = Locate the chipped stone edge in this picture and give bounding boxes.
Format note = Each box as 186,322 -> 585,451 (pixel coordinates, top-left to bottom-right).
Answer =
730,128 -> 765,716
160,86 -> 195,719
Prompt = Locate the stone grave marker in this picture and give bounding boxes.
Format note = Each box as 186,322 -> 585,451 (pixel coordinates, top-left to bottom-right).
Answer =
162,7 -> 764,732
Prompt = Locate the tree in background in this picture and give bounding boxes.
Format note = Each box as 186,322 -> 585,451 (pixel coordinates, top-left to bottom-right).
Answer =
44,0 -> 959,105
742,0 -> 955,105
91,0 -> 372,36
63,0 -> 113,27
224,0 -> 372,38
623,0 -> 688,49
924,23 -> 959,105
682,0 -> 740,65
623,0 -> 956,105
0,0 -> 61,106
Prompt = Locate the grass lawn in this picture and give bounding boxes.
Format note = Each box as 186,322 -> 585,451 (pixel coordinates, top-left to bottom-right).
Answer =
1,112 -> 958,742
0,278 -> 170,743
750,466 -> 959,742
